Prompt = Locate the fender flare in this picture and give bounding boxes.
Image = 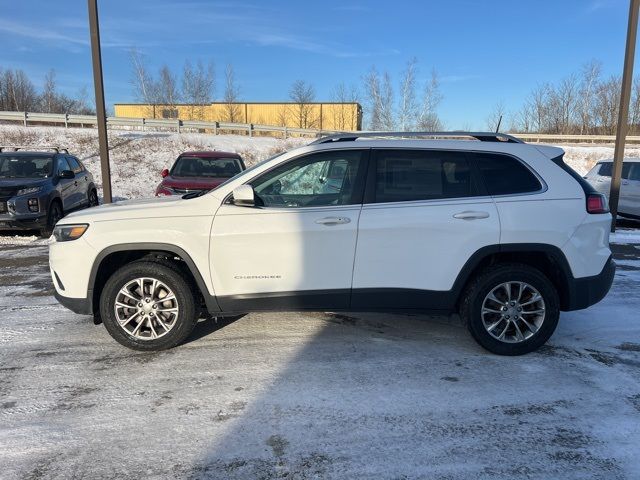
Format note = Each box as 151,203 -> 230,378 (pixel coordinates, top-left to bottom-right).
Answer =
88,243 -> 221,314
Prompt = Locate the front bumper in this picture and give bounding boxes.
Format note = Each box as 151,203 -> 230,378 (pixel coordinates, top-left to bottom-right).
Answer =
54,289 -> 93,315
564,255 -> 616,311
0,214 -> 47,230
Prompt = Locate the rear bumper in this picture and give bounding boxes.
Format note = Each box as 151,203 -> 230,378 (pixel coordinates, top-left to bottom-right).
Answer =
54,289 -> 93,315
564,255 -> 615,311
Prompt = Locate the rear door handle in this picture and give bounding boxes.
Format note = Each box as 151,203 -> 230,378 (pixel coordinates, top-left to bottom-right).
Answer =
315,216 -> 351,225
453,211 -> 490,220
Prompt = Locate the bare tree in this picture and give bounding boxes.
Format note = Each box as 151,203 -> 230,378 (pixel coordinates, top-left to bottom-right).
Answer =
379,72 -> 395,130
41,69 -> 57,113
330,82 -> 359,130
486,100 -> 506,132
579,60 -> 602,134
630,77 -> 640,135
398,58 -> 418,130
157,65 -> 180,115
416,69 -> 443,131
289,80 -> 317,128
182,60 -> 215,120
223,63 -> 242,122
129,48 -> 159,117
0,69 -> 38,111
364,67 -> 383,130
594,75 -> 621,134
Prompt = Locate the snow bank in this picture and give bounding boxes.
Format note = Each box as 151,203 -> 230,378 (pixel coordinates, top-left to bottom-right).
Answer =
0,125 -> 308,200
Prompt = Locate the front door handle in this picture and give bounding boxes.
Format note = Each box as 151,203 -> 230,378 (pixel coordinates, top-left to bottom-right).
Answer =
453,211 -> 490,220
315,216 -> 351,226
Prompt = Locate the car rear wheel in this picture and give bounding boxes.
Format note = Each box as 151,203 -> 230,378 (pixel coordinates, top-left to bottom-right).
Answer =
460,263 -> 560,355
39,201 -> 62,238
100,260 -> 198,351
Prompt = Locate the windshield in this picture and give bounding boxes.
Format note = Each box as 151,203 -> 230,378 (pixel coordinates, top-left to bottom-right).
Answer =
171,156 -> 243,178
207,151 -> 288,192
0,155 -> 53,179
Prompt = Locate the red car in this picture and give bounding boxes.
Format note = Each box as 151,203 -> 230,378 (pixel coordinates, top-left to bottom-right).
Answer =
155,151 -> 245,196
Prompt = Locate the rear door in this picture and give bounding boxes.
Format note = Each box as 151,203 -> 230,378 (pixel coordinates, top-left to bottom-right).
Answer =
351,148 -> 500,310
209,149 -> 368,311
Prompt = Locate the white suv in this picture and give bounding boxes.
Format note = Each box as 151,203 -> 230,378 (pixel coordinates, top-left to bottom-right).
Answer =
49,132 -> 615,355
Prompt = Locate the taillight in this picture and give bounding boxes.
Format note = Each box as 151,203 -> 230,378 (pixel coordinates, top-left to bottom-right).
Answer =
586,193 -> 609,214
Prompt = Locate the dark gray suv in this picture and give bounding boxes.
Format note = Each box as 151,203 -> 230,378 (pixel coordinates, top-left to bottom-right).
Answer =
0,147 -> 98,237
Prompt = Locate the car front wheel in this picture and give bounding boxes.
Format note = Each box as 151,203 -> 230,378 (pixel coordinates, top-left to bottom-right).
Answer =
100,260 -> 198,351
460,263 -> 560,355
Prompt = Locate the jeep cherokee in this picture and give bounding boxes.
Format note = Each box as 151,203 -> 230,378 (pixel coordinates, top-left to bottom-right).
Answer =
49,132 -> 615,355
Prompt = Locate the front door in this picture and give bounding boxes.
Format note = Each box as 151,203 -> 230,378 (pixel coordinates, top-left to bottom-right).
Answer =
55,156 -> 76,211
210,149 -> 368,311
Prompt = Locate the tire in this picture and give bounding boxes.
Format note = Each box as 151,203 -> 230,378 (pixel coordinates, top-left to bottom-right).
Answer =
99,260 -> 198,351
460,263 -> 560,356
88,189 -> 99,207
39,200 -> 62,238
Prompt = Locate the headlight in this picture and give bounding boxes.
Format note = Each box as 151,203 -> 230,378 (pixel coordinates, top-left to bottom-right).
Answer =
17,186 -> 42,196
53,224 -> 89,242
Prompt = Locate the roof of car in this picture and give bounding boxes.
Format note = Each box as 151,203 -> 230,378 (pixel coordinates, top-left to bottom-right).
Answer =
598,158 -> 640,163
0,151 -> 56,157
179,151 -> 240,158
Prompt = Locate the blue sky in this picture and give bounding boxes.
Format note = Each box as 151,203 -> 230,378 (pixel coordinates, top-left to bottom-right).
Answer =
0,0 -> 633,128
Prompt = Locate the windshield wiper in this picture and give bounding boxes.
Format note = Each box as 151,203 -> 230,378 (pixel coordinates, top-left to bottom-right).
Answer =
182,189 -> 210,199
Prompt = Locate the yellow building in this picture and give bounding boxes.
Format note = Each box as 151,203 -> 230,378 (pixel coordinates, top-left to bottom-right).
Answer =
113,102 -> 362,131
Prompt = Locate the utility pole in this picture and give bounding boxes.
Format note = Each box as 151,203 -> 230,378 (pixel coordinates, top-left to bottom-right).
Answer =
610,0 -> 639,232
88,0 -> 113,203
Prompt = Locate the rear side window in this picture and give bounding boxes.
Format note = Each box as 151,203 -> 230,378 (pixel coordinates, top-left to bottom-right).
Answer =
475,153 -> 542,195
374,149 -> 476,203
629,164 -> 640,181
598,162 -> 636,179
598,162 -> 612,177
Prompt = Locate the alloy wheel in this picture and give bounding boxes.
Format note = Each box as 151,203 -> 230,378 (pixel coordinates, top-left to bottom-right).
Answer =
114,277 -> 179,340
481,281 -> 546,343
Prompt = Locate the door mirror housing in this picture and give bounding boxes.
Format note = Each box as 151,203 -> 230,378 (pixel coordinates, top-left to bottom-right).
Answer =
161,168 -> 169,178
232,184 -> 255,207
59,169 -> 75,179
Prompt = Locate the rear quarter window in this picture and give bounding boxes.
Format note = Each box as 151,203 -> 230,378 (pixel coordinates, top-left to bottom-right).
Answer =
475,153 -> 542,196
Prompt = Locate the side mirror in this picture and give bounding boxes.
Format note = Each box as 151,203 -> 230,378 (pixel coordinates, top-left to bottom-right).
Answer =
161,168 -> 169,178
59,170 -> 75,179
232,184 -> 255,207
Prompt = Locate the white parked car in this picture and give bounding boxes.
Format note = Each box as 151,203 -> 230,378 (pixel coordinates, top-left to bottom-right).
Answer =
584,158 -> 640,219
49,132 -> 615,355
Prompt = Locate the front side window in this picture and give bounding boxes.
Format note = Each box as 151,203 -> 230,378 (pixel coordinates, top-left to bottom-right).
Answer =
628,164 -> 640,181
57,157 -> 71,174
251,150 -> 364,208
0,155 -> 53,179
475,153 -> 542,196
374,149 -> 474,203
67,157 -> 83,174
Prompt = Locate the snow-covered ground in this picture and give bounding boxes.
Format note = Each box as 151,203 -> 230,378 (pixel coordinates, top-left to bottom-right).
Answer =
1,236 -> 640,479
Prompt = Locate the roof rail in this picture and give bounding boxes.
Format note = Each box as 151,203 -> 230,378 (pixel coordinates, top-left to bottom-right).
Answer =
310,131 -> 524,145
0,145 -> 69,154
